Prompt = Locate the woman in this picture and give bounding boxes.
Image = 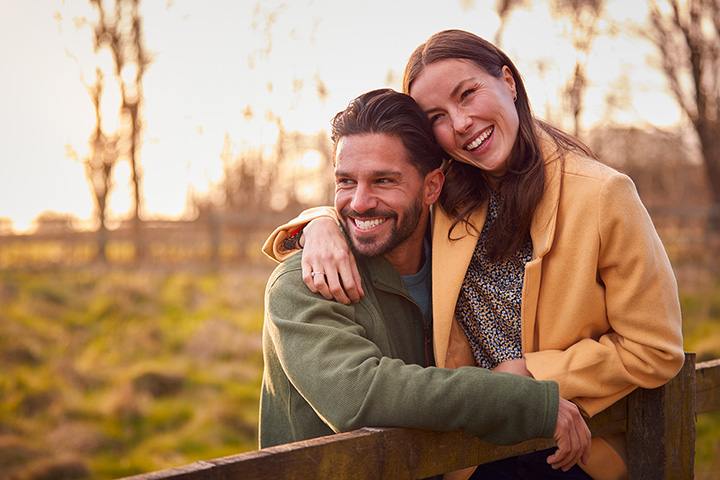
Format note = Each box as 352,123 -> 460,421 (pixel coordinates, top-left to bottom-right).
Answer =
263,30 -> 684,480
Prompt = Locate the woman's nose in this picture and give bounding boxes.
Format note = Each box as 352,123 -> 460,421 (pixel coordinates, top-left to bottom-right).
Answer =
452,108 -> 473,134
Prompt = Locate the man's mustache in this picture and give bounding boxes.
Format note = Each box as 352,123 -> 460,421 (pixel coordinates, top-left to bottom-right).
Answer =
340,208 -> 397,220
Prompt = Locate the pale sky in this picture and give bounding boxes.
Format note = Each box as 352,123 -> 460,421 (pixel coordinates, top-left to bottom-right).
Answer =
0,0 -> 681,232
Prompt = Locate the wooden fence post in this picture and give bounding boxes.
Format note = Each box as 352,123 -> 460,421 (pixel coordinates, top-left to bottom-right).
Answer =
627,353 -> 696,479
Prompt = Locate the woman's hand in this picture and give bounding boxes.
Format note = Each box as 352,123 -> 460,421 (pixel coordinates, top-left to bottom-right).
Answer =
547,397 -> 592,471
300,217 -> 364,305
492,358 -> 533,377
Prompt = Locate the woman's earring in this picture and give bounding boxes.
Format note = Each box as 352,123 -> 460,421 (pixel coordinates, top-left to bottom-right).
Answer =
513,94 -> 517,102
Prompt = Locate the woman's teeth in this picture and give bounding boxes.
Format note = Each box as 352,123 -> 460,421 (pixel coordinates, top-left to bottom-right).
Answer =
354,218 -> 385,230
466,127 -> 493,151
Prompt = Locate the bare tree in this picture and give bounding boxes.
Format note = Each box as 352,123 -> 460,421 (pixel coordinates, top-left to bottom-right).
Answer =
63,64 -> 117,262
89,0 -> 151,259
85,68 -> 118,262
646,0 -> 720,224
549,0 -> 606,137
220,135 -> 275,215
494,0 -> 529,46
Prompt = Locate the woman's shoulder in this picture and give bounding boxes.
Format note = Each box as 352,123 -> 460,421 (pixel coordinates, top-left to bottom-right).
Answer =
560,152 -> 622,182
537,124 -> 625,183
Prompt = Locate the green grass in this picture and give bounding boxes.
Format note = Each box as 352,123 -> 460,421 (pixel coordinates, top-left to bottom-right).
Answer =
0,263 -> 274,479
678,271 -> 720,480
1,254 -> 719,479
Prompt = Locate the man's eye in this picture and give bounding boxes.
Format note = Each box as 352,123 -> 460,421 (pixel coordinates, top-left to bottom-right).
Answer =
336,178 -> 354,186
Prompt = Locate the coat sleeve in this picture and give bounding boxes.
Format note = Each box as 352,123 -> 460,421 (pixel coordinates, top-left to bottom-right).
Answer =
525,173 -> 684,416
265,264 -> 560,445
262,206 -> 338,262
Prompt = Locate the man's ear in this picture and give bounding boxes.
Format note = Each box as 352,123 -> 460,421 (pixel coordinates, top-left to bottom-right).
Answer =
423,168 -> 444,206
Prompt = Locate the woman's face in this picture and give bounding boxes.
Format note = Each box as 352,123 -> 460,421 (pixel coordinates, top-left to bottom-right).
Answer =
409,59 -> 519,178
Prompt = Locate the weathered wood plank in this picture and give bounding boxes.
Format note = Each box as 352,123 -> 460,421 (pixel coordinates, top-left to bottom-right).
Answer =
696,358 -> 720,414
586,396 -> 627,438
122,429 -> 386,480
121,414 -> 626,480
627,353 -> 696,479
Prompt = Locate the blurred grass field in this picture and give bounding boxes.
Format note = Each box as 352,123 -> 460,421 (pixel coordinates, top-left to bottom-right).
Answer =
0,262 -> 274,479
0,248 -> 719,479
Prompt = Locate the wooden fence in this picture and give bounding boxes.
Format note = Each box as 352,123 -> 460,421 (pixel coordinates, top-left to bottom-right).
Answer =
121,353 -> 719,480
0,215 -> 287,267
1,206 -> 717,268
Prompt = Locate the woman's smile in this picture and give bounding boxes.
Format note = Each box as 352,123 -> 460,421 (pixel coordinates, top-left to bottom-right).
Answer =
464,125 -> 494,152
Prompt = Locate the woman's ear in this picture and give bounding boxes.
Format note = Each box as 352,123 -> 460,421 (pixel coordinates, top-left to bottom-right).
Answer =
502,65 -> 517,100
423,168 -> 445,206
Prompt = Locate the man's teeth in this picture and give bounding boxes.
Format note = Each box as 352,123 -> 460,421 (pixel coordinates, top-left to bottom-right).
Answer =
466,127 -> 493,150
354,218 -> 385,230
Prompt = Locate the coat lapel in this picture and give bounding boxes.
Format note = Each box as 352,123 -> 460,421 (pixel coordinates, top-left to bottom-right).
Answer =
522,142 -> 563,352
431,204 -> 486,367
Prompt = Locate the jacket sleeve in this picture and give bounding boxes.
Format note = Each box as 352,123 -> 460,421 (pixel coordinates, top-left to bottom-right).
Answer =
525,173 -> 684,416
262,206 -> 339,262
266,264 -> 560,445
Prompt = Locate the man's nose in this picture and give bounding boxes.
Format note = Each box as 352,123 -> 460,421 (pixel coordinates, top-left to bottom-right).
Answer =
350,184 -> 378,213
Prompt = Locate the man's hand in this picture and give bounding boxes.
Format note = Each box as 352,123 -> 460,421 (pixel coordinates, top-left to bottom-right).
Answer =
547,397 -> 592,471
300,217 -> 364,305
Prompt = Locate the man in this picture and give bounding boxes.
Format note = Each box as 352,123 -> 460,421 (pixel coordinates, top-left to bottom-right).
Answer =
260,89 -> 590,472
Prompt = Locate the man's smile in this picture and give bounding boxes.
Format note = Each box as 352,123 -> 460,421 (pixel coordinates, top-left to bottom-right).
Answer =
352,217 -> 388,231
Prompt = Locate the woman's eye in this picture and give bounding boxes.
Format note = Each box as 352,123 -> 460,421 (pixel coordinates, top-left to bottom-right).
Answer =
461,88 -> 476,101
430,113 -> 443,124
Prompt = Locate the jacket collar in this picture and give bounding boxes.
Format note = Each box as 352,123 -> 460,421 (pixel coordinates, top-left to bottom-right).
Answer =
530,134 -> 563,259
362,255 -> 408,295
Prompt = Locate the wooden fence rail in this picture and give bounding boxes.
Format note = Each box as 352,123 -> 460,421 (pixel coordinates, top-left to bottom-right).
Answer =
123,354 -> 719,480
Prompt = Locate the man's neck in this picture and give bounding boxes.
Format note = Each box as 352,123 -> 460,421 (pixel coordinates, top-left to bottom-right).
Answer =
382,220 -> 428,276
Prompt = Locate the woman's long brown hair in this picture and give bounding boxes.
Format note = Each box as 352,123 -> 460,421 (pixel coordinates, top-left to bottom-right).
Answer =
403,29 -> 594,262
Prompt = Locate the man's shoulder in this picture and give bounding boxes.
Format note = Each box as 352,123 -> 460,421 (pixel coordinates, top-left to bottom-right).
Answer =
267,251 -> 304,287
268,251 -> 372,291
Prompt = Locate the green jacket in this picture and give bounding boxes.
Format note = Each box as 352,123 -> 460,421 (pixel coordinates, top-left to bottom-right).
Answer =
259,251 -> 559,448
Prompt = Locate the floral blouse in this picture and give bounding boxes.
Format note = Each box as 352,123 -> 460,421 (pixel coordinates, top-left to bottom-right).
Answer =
455,190 -> 533,369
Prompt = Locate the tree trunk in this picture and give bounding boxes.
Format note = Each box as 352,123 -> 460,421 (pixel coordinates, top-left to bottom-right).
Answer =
697,128 -> 720,231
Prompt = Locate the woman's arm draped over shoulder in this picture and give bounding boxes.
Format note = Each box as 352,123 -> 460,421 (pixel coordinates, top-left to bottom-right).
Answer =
262,206 -> 364,304
262,206 -> 338,261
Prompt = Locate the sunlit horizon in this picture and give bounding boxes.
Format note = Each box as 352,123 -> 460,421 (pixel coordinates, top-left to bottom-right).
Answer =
0,0 -> 682,233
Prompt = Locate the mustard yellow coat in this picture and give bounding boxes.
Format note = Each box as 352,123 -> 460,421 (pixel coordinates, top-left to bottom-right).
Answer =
262,141 -> 684,480
433,143 -> 684,479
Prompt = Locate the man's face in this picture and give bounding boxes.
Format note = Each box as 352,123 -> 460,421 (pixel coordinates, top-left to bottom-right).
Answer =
334,133 -> 425,259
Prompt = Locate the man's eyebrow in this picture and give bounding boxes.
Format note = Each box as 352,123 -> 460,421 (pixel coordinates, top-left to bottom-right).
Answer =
335,169 -> 402,177
371,169 -> 402,177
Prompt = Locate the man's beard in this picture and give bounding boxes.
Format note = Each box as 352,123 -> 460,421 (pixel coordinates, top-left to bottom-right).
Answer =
340,200 -> 423,259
